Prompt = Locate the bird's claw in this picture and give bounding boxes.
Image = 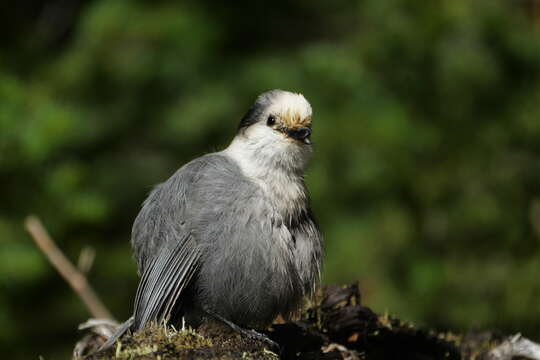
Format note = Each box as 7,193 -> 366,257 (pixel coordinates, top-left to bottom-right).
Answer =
244,329 -> 280,354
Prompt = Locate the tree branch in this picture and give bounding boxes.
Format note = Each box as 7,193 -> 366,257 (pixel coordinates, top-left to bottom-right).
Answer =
24,215 -> 113,320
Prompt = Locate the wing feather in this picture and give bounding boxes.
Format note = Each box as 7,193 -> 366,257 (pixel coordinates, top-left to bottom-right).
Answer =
132,233 -> 200,331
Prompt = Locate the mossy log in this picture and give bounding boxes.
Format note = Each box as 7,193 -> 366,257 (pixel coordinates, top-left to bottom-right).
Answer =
76,284 -> 539,360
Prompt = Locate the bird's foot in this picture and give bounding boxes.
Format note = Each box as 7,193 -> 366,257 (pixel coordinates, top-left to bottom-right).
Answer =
240,328 -> 280,354
205,310 -> 280,354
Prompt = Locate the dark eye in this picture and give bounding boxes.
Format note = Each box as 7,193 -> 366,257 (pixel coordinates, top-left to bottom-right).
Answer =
267,115 -> 276,126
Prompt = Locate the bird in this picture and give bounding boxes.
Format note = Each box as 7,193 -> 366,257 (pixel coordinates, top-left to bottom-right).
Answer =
101,89 -> 323,350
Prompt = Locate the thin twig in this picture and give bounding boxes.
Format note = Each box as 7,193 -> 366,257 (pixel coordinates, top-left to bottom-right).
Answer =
24,215 -> 113,320
78,246 -> 96,274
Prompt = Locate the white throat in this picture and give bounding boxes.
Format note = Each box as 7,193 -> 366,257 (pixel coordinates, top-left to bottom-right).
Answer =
223,131 -> 311,215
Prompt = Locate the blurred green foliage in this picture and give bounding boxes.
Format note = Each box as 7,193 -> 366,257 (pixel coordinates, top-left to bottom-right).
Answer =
1,0 -> 540,358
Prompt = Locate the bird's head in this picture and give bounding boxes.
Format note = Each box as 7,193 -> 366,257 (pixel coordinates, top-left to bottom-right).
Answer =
225,90 -> 314,177
231,90 -> 314,173
238,89 -> 313,146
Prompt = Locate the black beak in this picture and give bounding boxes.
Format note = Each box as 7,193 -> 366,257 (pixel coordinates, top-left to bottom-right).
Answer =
287,127 -> 312,144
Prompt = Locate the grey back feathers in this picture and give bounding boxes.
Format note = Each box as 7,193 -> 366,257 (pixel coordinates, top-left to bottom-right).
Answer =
132,154 -> 321,326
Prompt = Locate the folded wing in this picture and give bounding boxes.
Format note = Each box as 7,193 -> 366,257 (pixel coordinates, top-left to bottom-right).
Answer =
132,233 -> 200,330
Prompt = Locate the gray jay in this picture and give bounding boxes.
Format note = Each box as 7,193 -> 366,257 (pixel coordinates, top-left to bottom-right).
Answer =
102,89 -> 323,349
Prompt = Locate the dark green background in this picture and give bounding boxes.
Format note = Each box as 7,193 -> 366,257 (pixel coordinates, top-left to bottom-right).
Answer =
1,1 -> 540,358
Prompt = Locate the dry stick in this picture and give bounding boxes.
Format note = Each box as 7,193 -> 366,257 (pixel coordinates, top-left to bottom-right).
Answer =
25,215 -> 113,320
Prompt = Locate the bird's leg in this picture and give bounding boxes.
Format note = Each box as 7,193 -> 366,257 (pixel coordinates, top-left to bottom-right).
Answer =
204,309 -> 280,353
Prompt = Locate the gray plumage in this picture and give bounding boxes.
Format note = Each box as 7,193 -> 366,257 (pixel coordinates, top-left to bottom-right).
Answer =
102,89 -> 322,349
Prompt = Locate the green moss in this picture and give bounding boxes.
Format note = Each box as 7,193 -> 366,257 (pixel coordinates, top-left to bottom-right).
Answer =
90,323 -> 278,360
